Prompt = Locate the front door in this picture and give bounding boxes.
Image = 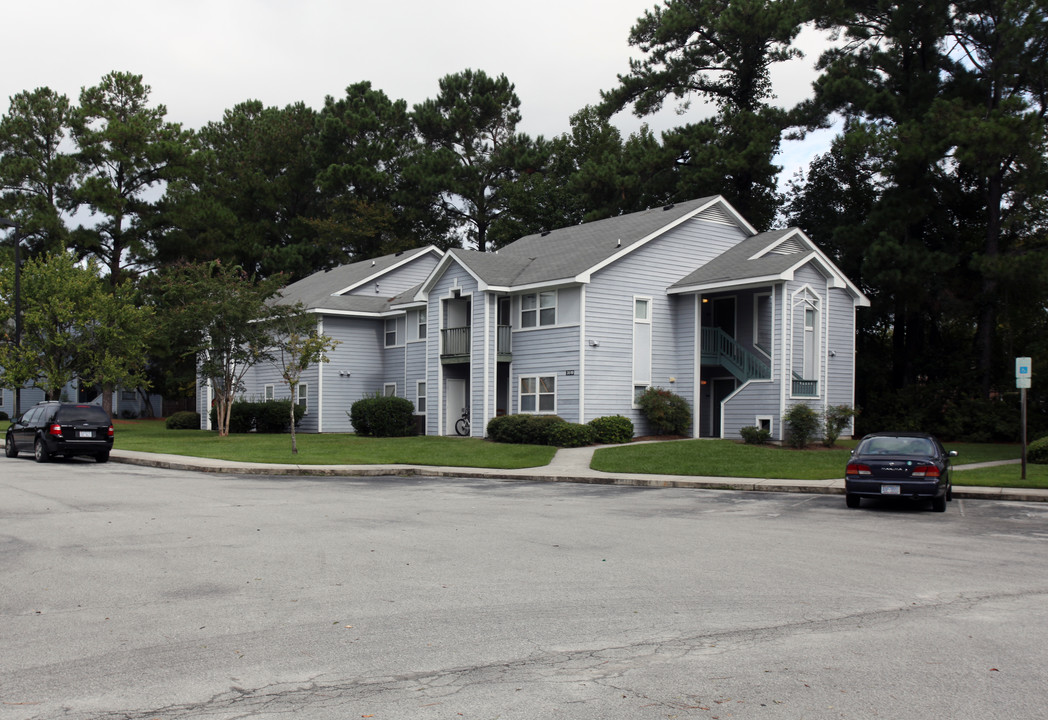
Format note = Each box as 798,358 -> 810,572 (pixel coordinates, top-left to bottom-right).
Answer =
445,378 -> 467,436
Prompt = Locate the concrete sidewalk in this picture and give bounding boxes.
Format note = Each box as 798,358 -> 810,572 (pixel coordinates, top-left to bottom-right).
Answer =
110,445 -> 1048,503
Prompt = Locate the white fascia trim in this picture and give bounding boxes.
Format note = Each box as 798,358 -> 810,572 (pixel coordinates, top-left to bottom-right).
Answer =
577,197 -> 755,283
668,274 -> 788,295
747,228 -> 807,260
416,251 -> 488,301
485,279 -> 586,294
310,308 -> 405,319
331,246 -> 442,296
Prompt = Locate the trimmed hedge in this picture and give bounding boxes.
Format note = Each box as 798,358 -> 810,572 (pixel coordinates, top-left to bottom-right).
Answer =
209,400 -> 304,434
739,425 -> 772,445
783,403 -> 820,449
487,414 -> 566,445
546,422 -> 597,448
349,394 -> 416,437
165,411 -> 201,430
587,415 -> 634,444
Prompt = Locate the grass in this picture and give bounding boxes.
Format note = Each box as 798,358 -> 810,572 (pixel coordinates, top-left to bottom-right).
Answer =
112,419 -> 556,469
106,420 -> 1046,488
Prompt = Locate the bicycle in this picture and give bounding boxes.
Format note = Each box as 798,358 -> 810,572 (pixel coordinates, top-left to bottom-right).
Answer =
455,407 -> 470,436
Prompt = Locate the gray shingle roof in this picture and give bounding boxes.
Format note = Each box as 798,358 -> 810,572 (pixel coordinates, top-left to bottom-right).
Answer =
669,230 -> 807,289
276,246 -> 437,313
455,197 -> 722,287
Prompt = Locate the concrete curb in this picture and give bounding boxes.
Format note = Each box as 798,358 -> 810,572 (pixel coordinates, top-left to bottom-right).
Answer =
110,450 -> 1048,503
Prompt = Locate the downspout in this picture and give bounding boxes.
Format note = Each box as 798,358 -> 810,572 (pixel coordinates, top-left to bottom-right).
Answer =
694,293 -> 701,438
483,292 -> 490,437
317,316 -> 324,433
579,286 -> 587,423
779,282 -> 788,442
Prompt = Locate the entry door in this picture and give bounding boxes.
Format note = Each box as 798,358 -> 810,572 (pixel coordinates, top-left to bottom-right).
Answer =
703,297 -> 737,338
445,378 -> 467,435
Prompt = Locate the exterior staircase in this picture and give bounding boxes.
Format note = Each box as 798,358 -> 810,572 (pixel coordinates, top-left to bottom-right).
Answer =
701,327 -> 770,383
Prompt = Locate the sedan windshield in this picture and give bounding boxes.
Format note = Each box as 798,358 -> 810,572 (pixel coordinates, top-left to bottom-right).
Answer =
859,436 -> 935,456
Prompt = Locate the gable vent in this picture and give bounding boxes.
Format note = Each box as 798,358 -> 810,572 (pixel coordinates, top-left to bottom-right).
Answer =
697,205 -> 736,225
768,237 -> 807,255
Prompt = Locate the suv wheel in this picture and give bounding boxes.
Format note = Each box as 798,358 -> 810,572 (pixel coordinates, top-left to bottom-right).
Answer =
4,436 -> 17,458
95,451 -> 110,464
34,437 -> 50,463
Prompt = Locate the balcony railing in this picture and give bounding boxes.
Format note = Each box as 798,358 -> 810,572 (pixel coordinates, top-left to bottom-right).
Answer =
792,379 -> 818,397
440,325 -> 512,362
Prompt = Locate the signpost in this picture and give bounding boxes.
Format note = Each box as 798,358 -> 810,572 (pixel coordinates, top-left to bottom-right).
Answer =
1017,357 -> 1032,480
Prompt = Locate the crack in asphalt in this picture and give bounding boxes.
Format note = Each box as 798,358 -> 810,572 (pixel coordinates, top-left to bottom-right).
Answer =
34,588 -> 1048,720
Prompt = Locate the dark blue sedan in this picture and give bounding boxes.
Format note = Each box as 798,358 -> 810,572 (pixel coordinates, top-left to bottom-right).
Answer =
845,432 -> 956,512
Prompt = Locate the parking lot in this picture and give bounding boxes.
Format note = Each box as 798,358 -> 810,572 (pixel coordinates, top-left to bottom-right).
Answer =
3,460 -> 1048,719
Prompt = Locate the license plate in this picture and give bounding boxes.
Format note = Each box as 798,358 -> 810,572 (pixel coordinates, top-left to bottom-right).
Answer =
78,431 -> 93,438
881,484 -> 901,495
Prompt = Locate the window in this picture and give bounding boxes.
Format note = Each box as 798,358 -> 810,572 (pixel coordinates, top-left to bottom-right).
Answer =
384,383 -> 397,397
634,384 -> 649,406
418,309 -> 427,340
121,390 -> 136,402
521,291 -> 556,328
264,384 -> 275,401
757,416 -> 773,434
520,375 -> 556,413
297,383 -> 308,413
416,381 -> 426,414
384,318 -> 398,347
634,298 -> 650,321
754,293 -> 772,355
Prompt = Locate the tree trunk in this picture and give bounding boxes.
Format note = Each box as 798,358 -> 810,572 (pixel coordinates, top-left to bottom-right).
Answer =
289,391 -> 298,455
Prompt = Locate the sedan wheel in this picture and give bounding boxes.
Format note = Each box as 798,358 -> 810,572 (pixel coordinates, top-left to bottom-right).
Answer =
34,438 -> 50,463
845,494 -> 861,509
4,436 -> 17,458
931,495 -> 947,512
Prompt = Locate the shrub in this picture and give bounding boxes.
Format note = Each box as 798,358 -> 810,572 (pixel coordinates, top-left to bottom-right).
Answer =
636,386 -> 692,436
349,394 -> 416,437
165,411 -> 201,430
0,411 -> 9,422
782,403 -> 821,449
588,415 -> 634,444
486,414 -> 566,444
208,400 -> 303,433
739,425 -> 772,445
546,422 -> 596,448
823,404 -> 857,447
1028,435 -> 1048,464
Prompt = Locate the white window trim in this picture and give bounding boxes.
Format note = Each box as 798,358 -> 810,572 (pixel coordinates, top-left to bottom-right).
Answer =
756,415 -> 773,435
264,384 -> 275,401
520,290 -> 557,329
790,285 -> 822,400
634,296 -> 652,323
416,380 -> 427,414
384,318 -> 400,348
753,291 -> 773,359
519,374 -> 557,414
632,383 -> 650,410
416,308 -> 427,341
297,383 -> 308,414
384,383 -> 397,397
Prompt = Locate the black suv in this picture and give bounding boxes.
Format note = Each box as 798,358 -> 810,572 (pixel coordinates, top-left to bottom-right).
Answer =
5,402 -> 114,463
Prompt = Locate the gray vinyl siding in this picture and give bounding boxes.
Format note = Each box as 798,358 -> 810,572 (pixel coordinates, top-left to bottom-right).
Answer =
511,325 -> 580,422
344,253 -> 440,297
320,315 -> 384,433
382,345 -> 406,398
585,218 -> 745,433
825,286 -> 857,426
406,337 -> 427,416
426,262 -> 480,436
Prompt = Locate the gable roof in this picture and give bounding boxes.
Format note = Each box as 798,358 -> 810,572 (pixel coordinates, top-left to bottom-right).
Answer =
277,245 -> 442,315
418,196 -> 753,295
668,228 -> 870,305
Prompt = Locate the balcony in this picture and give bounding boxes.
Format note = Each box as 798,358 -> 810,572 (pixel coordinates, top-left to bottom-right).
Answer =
440,326 -> 512,364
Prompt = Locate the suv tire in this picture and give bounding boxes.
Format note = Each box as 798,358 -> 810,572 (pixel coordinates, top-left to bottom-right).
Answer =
34,437 -> 50,463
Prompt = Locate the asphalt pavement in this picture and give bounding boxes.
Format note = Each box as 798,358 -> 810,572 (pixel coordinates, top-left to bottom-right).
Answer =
111,444 -> 1048,503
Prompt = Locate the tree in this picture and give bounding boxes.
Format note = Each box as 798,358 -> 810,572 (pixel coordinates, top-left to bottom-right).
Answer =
0,252 -> 153,403
600,0 -> 810,228
413,69 -> 537,251
70,71 -> 192,286
312,82 -> 449,260
0,87 -> 77,256
160,100 -> 323,281
149,260 -> 289,437
270,313 -> 339,454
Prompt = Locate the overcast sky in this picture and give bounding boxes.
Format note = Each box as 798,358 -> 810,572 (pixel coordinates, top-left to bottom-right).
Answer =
6,0 -> 832,184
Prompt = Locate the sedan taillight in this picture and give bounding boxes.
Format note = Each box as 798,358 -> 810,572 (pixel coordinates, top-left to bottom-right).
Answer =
48,423 -> 62,437
846,463 -> 872,475
911,465 -> 940,477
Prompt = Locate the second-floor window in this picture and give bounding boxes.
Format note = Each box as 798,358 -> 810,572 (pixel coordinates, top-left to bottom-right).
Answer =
521,291 -> 556,328
385,318 -> 398,347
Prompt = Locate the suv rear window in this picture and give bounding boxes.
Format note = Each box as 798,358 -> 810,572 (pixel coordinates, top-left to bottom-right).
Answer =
55,406 -> 111,424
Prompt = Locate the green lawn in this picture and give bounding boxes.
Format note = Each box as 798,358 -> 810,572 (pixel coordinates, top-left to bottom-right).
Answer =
112,420 -> 556,469
106,421 -> 1045,488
